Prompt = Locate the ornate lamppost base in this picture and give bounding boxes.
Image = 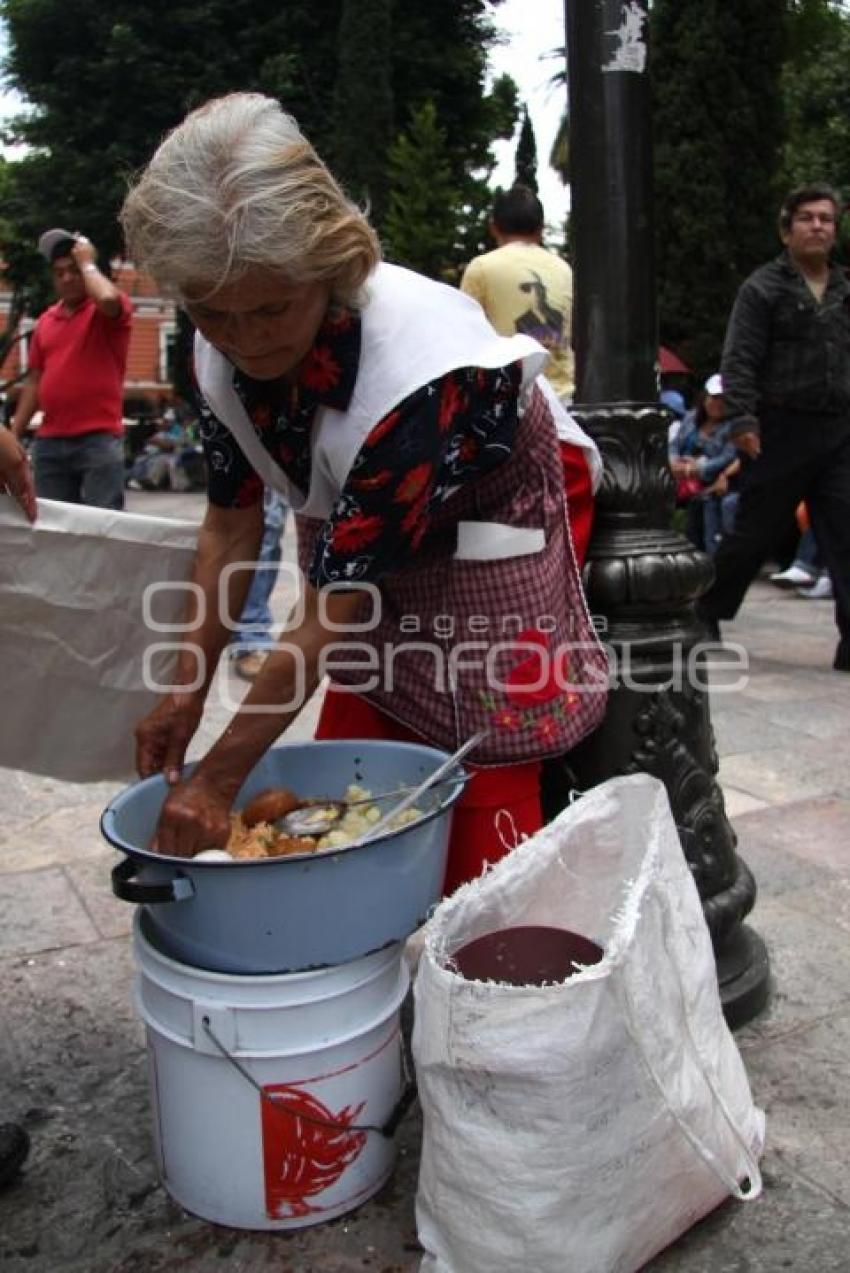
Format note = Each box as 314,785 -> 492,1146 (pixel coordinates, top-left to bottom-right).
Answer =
552,402 -> 771,1030
717,926 -> 771,1030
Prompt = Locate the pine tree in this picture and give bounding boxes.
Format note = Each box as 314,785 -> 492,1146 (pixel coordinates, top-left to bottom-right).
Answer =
651,0 -> 786,377
0,0 -> 517,278
383,102 -> 460,280
330,0 -> 394,227
514,106 -> 538,192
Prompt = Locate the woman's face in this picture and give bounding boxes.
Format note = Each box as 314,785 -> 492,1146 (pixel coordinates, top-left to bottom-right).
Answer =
704,393 -> 724,423
185,268 -> 331,380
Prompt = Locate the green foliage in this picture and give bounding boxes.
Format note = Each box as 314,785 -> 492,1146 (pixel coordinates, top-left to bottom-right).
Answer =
0,157 -> 53,375
0,0 -> 340,262
0,0 -> 517,298
514,105 -> 538,192
331,0 -> 394,225
549,110 -> 569,186
451,70 -> 521,266
487,72 -> 521,144
388,2 -> 513,183
382,101 -> 460,280
384,2 -> 519,267
781,0 -> 850,238
651,0 -> 786,378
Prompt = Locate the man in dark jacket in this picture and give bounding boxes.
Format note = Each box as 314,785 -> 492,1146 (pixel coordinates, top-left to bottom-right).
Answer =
699,182 -> 850,671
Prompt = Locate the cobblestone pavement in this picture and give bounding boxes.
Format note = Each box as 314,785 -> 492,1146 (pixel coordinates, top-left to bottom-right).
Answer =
1,491 -> 849,1271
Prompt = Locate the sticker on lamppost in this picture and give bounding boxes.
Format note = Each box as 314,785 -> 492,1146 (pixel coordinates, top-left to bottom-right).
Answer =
602,2 -> 647,74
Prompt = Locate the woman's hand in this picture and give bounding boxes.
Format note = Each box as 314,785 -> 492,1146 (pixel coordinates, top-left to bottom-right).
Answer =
153,773 -> 233,858
0,429 -> 37,523
135,690 -> 205,784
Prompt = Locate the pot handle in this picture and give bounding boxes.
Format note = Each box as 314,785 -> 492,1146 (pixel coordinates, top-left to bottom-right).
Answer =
111,856 -> 194,905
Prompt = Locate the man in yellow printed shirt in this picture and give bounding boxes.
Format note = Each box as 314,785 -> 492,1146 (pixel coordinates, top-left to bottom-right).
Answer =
461,185 -> 574,401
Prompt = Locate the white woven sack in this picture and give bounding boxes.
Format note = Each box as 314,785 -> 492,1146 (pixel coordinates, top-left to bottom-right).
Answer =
0,496 -> 197,781
414,774 -> 765,1273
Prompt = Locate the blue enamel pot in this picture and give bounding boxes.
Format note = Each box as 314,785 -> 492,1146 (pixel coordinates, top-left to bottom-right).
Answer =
102,739 -> 466,974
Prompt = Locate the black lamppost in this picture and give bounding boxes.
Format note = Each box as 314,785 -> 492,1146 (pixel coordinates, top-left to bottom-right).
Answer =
555,0 -> 769,1027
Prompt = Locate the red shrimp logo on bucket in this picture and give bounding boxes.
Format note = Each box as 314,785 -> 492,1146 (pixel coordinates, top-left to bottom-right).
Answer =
261,1084 -> 367,1219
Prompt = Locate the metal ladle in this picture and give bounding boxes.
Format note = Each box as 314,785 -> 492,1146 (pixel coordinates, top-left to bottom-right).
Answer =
278,776 -> 463,838
279,733 -> 483,840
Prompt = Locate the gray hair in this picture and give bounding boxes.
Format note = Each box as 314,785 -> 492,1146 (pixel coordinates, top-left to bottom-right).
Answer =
120,93 -> 381,305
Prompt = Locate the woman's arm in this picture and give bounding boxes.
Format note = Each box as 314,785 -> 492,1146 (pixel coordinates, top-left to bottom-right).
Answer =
0,427 -> 36,521
698,443 -> 738,485
135,499 -> 264,783
10,372 -> 41,441
152,583 -> 367,857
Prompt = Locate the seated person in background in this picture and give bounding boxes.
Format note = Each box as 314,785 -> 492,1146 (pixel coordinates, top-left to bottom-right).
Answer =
660,387 -> 687,450
771,518 -> 833,600
669,374 -> 745,554
127,415 -> 202,492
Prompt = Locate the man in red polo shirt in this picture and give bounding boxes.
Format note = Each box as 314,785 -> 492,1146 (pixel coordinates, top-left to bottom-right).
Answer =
11,228 -> 132,509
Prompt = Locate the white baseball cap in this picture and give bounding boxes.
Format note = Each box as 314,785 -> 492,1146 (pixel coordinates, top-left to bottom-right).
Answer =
704,373 -> 723,396
37,228 -> 77,261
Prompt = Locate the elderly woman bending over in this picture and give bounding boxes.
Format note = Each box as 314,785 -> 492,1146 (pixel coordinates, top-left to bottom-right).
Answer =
122,93 -> 606,888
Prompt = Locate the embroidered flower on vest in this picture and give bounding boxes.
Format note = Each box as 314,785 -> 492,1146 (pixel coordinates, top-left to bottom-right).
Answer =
480,628 -> 581,734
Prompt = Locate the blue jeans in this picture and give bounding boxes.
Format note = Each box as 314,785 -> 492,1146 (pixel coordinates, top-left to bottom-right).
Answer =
230,489 -> 287,652
34,432 -> 125,510
791,526 -> 822,574
721,491 -> 739,536
702,495 -> 724,556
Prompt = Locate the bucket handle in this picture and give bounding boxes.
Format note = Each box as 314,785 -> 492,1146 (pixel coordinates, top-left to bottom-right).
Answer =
111,856 -> 195,905
200,1014 -> 417,1140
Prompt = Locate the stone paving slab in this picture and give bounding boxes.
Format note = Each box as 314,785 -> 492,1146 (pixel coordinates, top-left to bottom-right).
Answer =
718,734 -> 850,805
722,663 -> 839,703
781,875 -> 850,938
733,796 -> 850,875
0,867 -> 99,957
0,940 -> 422,1273
2,496 -> 849,1271
67,848 -> 135,940
719,786 -> 769,818
751,695 -> 850,741
3,887 -> 849,1273
737,895 -> 850,1042
743,1009 -> 850,1210
650,1169 -> 850,1273
1,772 -> 121,844
0,798 -> 118,874
709,705 -> 791,758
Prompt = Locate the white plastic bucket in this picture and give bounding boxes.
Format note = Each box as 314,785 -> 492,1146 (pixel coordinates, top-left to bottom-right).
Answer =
133,912 -> 410,1230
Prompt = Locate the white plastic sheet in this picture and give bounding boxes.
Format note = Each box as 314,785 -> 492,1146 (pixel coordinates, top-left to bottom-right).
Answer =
0,496 -> 197,782
413,775 -> 765,1273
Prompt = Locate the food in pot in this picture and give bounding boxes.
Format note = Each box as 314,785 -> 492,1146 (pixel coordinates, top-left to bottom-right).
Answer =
313,784 -> 422,850
218,783 -> 423,860
240,787 -> 303,828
